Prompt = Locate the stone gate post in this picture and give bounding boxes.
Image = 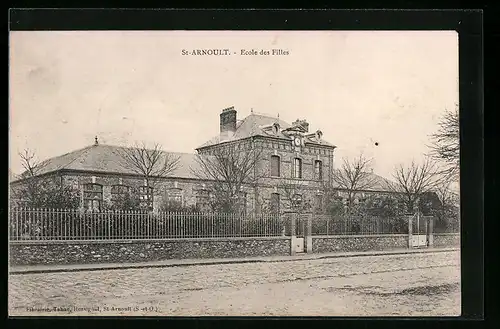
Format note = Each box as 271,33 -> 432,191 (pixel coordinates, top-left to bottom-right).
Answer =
408,214 -> 413,248
428,216 -> 434,246
290,212 -> 297,256
305,213 -> 313,254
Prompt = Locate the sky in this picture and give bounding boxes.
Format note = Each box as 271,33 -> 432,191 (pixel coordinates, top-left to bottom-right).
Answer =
9,30 -> 458,179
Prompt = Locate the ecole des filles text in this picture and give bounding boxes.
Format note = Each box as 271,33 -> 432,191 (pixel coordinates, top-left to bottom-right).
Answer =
181,48 -> 289,56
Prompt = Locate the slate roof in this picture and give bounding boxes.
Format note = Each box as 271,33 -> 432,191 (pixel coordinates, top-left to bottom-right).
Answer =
14,144 -> 211,181
197,113 -> 336,149
12,143 -> 393,193
368,173 -> 395,191
329,171 -> 395,192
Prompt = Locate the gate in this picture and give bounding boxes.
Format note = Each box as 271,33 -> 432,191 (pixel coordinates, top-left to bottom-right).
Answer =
283,211 -> 313,255
410,212 -> 433,248
283,211 -> 305,254
295,215 -> 306,253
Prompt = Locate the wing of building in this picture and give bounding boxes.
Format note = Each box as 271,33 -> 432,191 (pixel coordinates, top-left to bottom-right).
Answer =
10,106 -> 394,213
9,169 -> 17,183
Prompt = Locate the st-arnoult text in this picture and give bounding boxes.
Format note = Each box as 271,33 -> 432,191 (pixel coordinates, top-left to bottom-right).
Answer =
181,49 -> 231,56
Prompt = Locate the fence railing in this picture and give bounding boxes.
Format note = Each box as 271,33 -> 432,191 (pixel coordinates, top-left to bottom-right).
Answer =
432,223 -> 460,234
311,215 -> 409,236
9,208 -> 285,241
9,208 -> 455,241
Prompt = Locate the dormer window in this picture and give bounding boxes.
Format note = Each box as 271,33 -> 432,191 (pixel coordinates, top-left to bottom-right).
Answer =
316,130 -> 323,141
272,123 -> 280,135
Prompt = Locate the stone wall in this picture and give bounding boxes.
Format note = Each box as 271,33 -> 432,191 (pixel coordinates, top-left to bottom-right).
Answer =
196,136 -> 335,213
312,234 -> 409,253
11,131 -> 336,215
9,237 -> 291,266
253,137 -> 334,183
432,233 -> 460,247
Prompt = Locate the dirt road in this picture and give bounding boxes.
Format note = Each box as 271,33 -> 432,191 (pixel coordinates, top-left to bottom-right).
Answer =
9,250 -> 460,316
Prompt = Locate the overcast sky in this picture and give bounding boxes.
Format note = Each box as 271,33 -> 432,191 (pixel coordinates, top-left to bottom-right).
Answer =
9,30 -> 458,179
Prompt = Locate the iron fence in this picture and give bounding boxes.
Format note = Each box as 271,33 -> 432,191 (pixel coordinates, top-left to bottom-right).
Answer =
311,215 -> 409,235
9,208 -> 285,241
432,221 -> 460,234
10,208 -> 452,241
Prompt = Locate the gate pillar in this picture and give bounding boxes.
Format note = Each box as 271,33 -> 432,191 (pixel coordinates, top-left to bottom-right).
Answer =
289,212 -> 297,256
428,216 -> 434,246
408,214 -> 414,248
304,213 -> 313,254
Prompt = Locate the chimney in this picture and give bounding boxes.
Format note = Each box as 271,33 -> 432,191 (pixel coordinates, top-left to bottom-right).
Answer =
293,119 -> 309,132
220,106 -> 237,139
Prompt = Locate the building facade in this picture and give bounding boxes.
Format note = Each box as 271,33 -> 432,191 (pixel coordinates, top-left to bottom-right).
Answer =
10,106 -> 391,214
196,107 -> 337,214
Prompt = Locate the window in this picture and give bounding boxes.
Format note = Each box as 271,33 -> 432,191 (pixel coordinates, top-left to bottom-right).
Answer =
292,194 -> 302,208
111,185 -> 130,202
196,190 -> 211,212
314,160 -> 323,180
83,183 -> 103,211
315,194 -> 324,213
138,186 -> 154,210
293,158 -> 302,178
358,193 -> 367,204
164,189 -> 183,209
167,193 -> 182,204
270,155 -> 280,177
270,193 -> 280,214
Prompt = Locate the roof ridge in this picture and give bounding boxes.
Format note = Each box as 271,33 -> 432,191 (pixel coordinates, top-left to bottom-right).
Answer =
56,145 -> 96,171
92,143 -> 198,157
248,111 -> 279,118
33,144 -> 93,171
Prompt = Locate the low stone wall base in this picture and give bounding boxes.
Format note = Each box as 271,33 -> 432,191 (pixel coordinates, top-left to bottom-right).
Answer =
9,237 -> 291,266
312,234 -> 409,253
432,233 -> 460,247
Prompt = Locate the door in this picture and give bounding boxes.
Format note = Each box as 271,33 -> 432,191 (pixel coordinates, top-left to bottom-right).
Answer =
295,216 -> 305,253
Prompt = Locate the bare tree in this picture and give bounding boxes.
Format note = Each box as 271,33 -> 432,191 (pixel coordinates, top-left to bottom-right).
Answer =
11,149 -> 43,206
192,142 -> 264,213
18,148 -> 45,178
331,153 -> 377,213
435,180 -> 460,211
277,180 -> 312,214
114,142 -> 180,209
389,157 -> 441,214
11,148 -> 79,209
433,179 -> 460,230
318,180 -> 345,216
428,106 -> 459,181
116,142 -> 180,187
